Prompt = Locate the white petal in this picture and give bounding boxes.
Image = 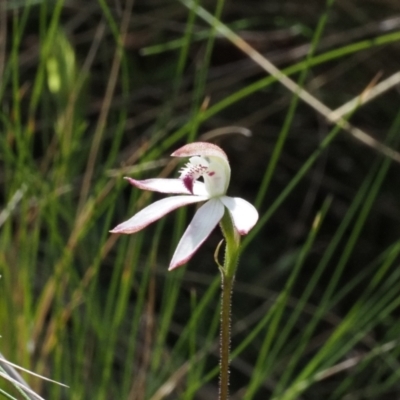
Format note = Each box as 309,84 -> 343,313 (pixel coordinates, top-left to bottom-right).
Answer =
169,198 -> 225,270
124,178 -> 208,196
110,195 -> 207,234
220,196 -> 258,235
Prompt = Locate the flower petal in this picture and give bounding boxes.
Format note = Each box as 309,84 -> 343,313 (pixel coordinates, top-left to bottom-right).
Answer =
110,195 -> 207,234
220,196 -> 258,235
171,142 -> 228,161
169,198 -> 225,270
124,178 -> 208,196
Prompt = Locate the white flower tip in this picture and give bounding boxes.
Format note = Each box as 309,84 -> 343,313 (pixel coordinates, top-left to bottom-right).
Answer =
239,218 -> 258,235
168,260 -> 186,271
109,226 -> 128,234
171,142 -> 228,161
169,251 -> 193,270
123,177 -> 139,186
169,251 -> 194,270
238,209 -> 258,235
109,220 -> 143,234
237,226 -> 253,235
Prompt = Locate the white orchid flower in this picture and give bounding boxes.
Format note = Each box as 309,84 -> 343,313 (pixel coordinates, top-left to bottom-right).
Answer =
110,142 -> 258,270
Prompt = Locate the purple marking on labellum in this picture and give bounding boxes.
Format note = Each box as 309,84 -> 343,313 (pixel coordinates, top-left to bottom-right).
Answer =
183,176 -> 194,194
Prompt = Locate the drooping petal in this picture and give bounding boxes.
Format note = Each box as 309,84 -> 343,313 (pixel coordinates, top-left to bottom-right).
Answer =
124,177 -> 208,197
220,196 -> 258,235
110,195 -> 207,234
169,198 -> 225,270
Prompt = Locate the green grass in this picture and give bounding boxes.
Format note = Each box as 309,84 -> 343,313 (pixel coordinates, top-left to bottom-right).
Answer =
1,0 -> 400,398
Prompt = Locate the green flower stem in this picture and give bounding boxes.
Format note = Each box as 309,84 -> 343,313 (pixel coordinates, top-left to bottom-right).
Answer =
218,210 -> 241,400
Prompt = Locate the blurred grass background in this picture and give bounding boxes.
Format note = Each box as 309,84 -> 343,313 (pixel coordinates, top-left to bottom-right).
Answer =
2,0 -> 400,399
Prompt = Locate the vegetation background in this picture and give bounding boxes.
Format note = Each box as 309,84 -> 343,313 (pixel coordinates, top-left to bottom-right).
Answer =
1,0 -> 400,399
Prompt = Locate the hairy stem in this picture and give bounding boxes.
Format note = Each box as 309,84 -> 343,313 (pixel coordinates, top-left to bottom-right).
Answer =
218,210 -> 240,400
219,273 -> 234,400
